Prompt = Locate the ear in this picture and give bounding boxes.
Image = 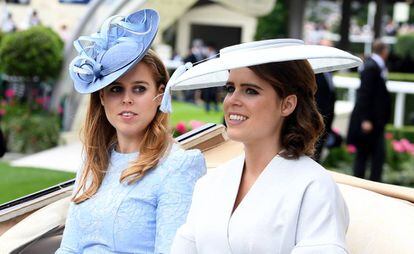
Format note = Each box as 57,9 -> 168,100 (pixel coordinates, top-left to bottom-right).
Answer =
158,84 -> 165,93
154,84 -> 165,103
281,94 -> 297,117
99,90 -> 105,106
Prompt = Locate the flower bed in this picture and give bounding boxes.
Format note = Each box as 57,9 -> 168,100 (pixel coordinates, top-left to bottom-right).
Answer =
323,126 -> 414,187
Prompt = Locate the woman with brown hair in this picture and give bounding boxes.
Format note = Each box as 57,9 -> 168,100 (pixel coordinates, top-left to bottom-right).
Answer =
166,39 -> 362,253
56,9 -> 206,254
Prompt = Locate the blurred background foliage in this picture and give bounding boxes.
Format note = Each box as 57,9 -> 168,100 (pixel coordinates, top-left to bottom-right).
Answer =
0,25 -> 64,154
0,26 -> 63,80
254,0 -> 287,40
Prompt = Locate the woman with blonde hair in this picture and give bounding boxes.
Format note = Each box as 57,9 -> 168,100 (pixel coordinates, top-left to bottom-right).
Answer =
164,39 -> 362,253
56,9 -> 205,254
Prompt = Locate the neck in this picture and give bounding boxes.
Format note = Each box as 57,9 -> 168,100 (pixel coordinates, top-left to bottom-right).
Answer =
116,134 -> 142,153
243,137 -> 282,176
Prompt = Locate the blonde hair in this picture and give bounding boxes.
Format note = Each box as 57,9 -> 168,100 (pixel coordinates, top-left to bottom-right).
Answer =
73,50 -> 171,203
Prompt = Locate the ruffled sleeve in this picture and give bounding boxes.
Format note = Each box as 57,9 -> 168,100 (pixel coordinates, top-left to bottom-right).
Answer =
154,149 -> 206,254
291,174 -> 349,254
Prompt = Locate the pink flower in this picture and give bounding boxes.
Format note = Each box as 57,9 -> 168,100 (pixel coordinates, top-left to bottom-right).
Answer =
332,127 -> 341,134
400,139 -> 414,154
385,132 -> 393,140
189,120 -> 205,130
58,105 -> 64,114
5,88 -> 15,99
175,122 -> 187,135
392,140 -> 405,153
35,97 -> 45,105
0,109 -> 6,116
346,144 -> 356,154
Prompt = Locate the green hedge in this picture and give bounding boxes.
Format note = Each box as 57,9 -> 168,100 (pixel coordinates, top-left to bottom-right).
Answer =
336,72 -> 414,82
1,102 -> 60,153
395,33 -> 414,60
386,124 -> 414,141
323,125 -> 414,187
0,26 -> 63,81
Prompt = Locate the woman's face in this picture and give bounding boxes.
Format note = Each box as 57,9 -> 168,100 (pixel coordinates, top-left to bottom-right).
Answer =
100,62 -> 163,142
223,67 -> 292,145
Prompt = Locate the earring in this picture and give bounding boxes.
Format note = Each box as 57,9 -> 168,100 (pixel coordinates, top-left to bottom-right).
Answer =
153,93 -> 164,101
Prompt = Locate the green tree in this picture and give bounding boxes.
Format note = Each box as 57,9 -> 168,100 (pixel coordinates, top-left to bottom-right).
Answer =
410,4 -> 414,24
0,26 -> 63,106
0,26 -> 63,81
255,0 -> 288,40
395,33 -> 414,60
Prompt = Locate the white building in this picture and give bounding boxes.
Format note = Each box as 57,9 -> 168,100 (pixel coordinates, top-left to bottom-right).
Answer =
29,0 -> 276,140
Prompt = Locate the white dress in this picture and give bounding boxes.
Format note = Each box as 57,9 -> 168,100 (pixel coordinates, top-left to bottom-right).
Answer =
171,153 -> 349,254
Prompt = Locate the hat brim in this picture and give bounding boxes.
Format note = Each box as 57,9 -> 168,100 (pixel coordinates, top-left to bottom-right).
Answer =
74,9 -> 159,94
170,44 -> 362,91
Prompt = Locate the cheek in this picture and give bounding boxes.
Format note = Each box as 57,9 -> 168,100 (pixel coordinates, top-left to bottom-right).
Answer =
256,101 -> 280,124
138,93 -> 158,108
223,96 -> 230,112
138,94 -> 159,117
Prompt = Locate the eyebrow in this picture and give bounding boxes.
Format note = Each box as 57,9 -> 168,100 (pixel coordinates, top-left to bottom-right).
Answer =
110,80 -> 150,86
225,81 -> 263,91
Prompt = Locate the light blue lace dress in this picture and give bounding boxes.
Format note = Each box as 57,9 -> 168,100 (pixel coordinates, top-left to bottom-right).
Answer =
56,144 -> 206,254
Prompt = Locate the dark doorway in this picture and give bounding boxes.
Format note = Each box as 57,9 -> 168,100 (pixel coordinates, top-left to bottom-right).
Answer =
190,24 -> 242,51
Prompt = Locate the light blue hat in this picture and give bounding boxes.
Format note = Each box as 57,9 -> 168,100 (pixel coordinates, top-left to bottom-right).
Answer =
69,9 -> 159,94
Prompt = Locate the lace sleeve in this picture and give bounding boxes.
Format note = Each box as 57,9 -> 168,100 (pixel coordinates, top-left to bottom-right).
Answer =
154,150 -> 206,253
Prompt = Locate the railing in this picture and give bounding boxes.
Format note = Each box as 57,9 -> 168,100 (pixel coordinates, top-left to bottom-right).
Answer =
333,76 -> 414,128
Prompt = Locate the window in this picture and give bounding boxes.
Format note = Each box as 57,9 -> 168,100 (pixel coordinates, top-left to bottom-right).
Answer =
59,0 -> 91,3
5,0 -> 30,4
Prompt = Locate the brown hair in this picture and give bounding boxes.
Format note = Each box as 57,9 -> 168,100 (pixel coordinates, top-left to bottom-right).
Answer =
73,49 -> 171,203
249,60 -> 324,159
372,39 -> 388,55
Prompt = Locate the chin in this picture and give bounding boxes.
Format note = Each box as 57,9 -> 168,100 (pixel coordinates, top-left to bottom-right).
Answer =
116,126 -> 143,138
226,128 -> 246,143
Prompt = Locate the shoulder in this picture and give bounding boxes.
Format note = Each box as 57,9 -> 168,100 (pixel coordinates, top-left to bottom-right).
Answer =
283,156 -> 339,191
160,143 -> 206,179
362,58 -> 380,72
292,157 -> 343,204
165,143 -> 205,167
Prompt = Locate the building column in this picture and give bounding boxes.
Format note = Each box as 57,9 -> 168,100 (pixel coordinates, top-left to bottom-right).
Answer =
287,0 -> 306,39
338,0 -> 352,51
374,0 -> 386,39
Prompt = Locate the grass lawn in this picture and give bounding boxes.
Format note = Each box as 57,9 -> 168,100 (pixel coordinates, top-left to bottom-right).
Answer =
170,101 -> 224,126
0,101 -> 222,205
336,72 -> 414,82
0,162 -> 75,204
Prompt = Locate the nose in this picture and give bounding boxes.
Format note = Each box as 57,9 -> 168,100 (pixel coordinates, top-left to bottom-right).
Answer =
224,89 -> 242,107
122,91 -> 134,105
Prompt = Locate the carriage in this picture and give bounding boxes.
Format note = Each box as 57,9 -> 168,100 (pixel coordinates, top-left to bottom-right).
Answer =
1,124 -> 414,254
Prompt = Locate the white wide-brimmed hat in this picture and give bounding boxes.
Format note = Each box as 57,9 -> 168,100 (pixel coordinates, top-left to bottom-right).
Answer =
160,39 -> 362,112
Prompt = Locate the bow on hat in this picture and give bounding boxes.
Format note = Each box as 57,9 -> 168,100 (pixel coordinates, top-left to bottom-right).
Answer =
160,62 -> 193,113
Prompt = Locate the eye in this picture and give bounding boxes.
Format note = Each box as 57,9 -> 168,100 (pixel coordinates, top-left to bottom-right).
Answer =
133,85 -> 147,93
224,85 -> 235,93
109,85 -> 122,93
245,88 -> 259,95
